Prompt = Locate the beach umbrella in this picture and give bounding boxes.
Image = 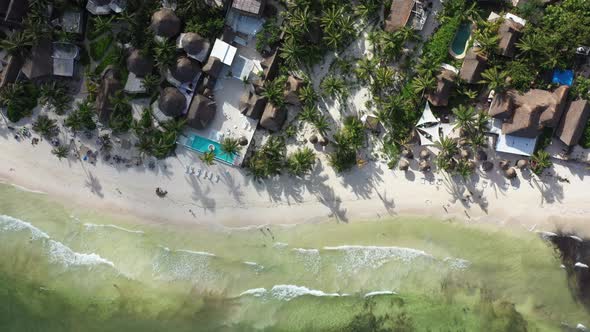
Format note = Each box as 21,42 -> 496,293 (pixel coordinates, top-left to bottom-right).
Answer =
239,136 -> 248,146
476,150 -> 487,161
459,148 -> 471,159
467,160 -> 476,170
309,134 -> 318,144
498,159 -> 510,170
319,137 -> 329,146
516,159 -> 529,169
419,160 -> 431,172
398,159 -> 410,171
504,167 -> 517,179
481,161 -> 493,172
401,148 -> 414,159
419,149 -> 430,160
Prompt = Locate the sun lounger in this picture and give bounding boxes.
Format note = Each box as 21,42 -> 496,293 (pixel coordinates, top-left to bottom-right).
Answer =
216,175 -> 220,183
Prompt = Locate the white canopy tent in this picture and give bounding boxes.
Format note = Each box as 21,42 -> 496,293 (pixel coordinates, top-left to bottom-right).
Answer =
416,102 -> 438,127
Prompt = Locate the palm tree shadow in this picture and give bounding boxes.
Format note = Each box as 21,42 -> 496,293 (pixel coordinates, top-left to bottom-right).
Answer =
85,171 -> 103,198
219,170 -> 245,205
303,161 -> 348,223
187,176 -> 216,213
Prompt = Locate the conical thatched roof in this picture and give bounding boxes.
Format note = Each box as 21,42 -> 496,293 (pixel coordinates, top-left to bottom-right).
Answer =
181,32 -> 206,55
319,137 -> 329,146
158,87 -> 186,117
419,160 -> 430,172
476,150 -> 487,161
401,148 -> 413,159
419,149 -> 430,160
309,134 -> 318,144
481,160 -> 493,172
171,56 -> 201,83
498,159 -> 510,170
516,159 -> 529,169
399,159 -> 410,171
126,49 -> 153,78
504,167 -> 517,179
151,9 -> 181,38
202,56 -> 223,78
239,136 -> 248,146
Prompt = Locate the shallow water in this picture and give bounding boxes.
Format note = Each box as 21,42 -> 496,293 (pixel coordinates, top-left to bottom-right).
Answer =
0,183 -> 587,331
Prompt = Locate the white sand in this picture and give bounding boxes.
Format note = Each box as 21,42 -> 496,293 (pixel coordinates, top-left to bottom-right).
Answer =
2,124 -> 590,237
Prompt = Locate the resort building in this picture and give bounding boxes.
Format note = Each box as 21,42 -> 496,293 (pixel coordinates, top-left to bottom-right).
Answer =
260,104 -> 287,132
459,47 -> 487,84
21,40 -> 80,80
178,32 -> 210,63
488,12 -> 526,58
150,8 -> 181,39
125,49 -> 153,94
232,0 -> 265,17
384,0 -> 427,32
556,100 -> 590,147
187,94 -> 217,130
153,87 -> 189,122
427,66 -> 458,107
488,86 -> 569,155
86,0 -> 125,16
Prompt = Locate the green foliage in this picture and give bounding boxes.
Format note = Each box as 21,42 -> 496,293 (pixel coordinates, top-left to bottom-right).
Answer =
580,120 -> 590,149
89,34 -> 113,61
262,76 -> 287,108
65,100 -> 96,132
153,39 -> 176,72
531,150 -> 552,176
94,45 -> 127,80
570,76 -> 590,100
51,145 -> 70,160
0,82 -> 39,122
329,117 -> 365,173
298,84 -> 318,107
220,137 -> 242,157
32,115 -> 59,138
132,111 -> 183,159
256,18 -> 281,53
200,150 -> 216,166
38,82 -> 72,115
184,6 -> 225,40
247,136 -> 286,180
536,127 -> 554,152
286,147 -> 316,177
108,91 -> 132,133
0,31 -> 33,57
422,15 -> 462,67
321,75 -> 347,100
504,59 -> 537,92
87,16 -> 113,41
479,67 -> 510,93
435,136 -> 459,173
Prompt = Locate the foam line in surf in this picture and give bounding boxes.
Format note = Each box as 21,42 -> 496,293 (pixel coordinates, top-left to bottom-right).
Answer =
83,223 -> 145,234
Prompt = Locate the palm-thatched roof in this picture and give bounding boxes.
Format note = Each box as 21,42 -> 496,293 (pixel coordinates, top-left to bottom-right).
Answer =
95,66 -> 121,123
171,56 -> 201,83
126,49 -> 153,78
151,9 -> 181,38
556,100 -> 590,147
158,87 -> 186,117
498,18 -> 524,58
459,47 -> 487,84
187,94 -> 216,129
399,159 -> 410,171
427,69 -> 456,107
260,104 -> 287,132
181,32 -> 207,55
202,56 -> 223,79
384,0 -> 414,32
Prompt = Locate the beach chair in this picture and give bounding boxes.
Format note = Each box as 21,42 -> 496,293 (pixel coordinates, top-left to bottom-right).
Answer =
216,174 -> 220,183
196,169 -> 202,177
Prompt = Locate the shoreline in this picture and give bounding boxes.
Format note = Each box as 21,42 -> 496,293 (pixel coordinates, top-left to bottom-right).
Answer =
2,133 -> 590,237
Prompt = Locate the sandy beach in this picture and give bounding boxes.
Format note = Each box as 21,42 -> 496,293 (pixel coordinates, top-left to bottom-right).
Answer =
2,121 -> 590,237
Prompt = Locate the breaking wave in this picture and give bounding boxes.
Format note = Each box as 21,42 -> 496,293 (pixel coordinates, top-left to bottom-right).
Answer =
240,285 -> 344,301
0,215 -> 116,268
152,246 -> 218,282
364,290 -> 396,297
323,245 -> 434,272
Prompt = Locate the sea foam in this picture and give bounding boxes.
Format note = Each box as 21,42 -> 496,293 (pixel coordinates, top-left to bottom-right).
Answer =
364,290 -> 396,297
239,285 -> 343,301
83,223 -> 145,234
0,215 -> 116,268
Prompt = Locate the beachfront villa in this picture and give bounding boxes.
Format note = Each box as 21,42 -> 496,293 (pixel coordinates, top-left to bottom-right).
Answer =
487,86 -> 569,156
427,65 -> 458,107
384,0 -> 428,33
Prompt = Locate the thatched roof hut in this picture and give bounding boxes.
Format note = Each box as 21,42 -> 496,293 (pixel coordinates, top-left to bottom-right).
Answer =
171,56 -> 201,83
399,159 -> 410,171
284,75 -> 303,105
181,32 -> 207,55
481,160 -> 493,172
151,9 -> 181,38
309,134 -> 318,144
158,87 -> 186,117
498,159 -> 510,170
95,66 -> 121,123
126,49 -> 153,78
401,148 -> 414,159
202,56 -> 223,79
384,0 -> 414,32
556,100 -> 590,147
516,159 -> 529,169
459,47 -> 487,84
427,69 -> 456,107
419,160 -> 431,172
260,104 -> 287,132
504,167 -> 517,179
186,94 -> 216,129
497,18 -> 524,58
419,149 -> 430,160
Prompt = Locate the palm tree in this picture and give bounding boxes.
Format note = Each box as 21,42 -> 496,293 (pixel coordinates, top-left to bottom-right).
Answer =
0,31 -> 33,56
516,33 -> 542,59
286,147 -> 316,177
153,39 -> 176,72
262,77 -> 286,108
135,137 -> 153,159
298,84 -> 318,107
110,91 -> 130,113
452,105 -> 477,133
200,150 -> 216,166
435,136 -> 458,160
396,27 -> 421,44
280,37 -> 303,68
372,66 -> 396,94
289,6 -> 314,34
51,146 -> 69,160
321,75 -> 346,100
220,137 -> 241,157
531,150 -> 552,175
320,6 -> 343,31
299,104 -> 317,123
323,28 -> 343,50
33,115 -> 58,138
411,74 -> 435,97
479,67 -> 510,92
355,58 -> 376,83
161,118 -> 187,135
141,73 -> 161,96
312,114 -> 331,136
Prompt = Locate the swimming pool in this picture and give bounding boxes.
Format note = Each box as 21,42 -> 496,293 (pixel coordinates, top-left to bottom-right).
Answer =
184,134 -> 237,165
449,22 -> 472,59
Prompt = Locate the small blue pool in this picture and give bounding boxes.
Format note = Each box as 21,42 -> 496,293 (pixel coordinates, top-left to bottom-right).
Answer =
450,22 -> 472,58
552,69 -> 574,86
185,134 -> 237,165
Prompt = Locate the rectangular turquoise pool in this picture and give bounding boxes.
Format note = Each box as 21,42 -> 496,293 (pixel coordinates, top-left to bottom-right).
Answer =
184,134 -> 236,165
